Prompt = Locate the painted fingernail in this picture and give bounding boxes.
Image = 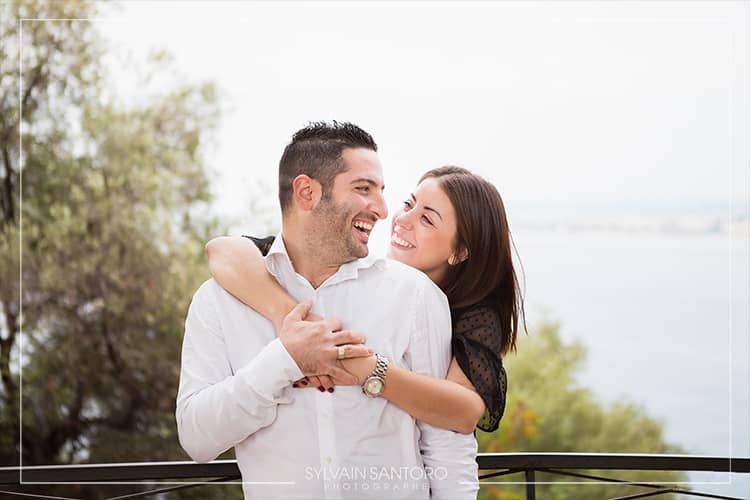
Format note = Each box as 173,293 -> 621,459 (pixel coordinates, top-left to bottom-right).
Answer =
327,387 -> 334,393
318,386 -> 325,392
300,380 -> 308,386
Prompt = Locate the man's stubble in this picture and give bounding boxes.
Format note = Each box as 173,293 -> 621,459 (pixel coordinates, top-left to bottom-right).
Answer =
304,196 -> 368,267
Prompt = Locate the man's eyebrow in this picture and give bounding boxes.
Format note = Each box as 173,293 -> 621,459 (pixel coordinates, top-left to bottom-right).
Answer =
410,193 -> 443,221
351,178 -> 385,191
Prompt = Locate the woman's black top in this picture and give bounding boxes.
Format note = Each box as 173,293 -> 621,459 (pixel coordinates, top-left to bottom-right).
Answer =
450,302 -> 507,432
244,235 -> 506,433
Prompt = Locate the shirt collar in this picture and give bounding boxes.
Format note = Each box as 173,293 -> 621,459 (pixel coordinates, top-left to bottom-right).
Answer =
265,231 -> 386,287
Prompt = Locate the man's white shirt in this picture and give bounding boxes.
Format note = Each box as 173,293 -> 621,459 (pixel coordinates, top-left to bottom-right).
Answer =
176,235 -> 478,499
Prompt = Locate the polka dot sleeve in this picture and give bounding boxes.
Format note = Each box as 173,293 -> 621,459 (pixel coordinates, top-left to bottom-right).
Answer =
451,303 -> 507,433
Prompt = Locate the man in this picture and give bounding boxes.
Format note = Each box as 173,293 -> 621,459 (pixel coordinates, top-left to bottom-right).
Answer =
176,122 -> 478,499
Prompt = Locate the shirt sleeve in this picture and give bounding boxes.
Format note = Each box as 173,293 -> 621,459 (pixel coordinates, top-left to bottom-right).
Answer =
452,304 -> 507,433
408,279 -> 479,500
175,280 -> 304,463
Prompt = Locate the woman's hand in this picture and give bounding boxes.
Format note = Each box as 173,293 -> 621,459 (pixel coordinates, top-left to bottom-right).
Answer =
292,353 -> 376,392
293,353 -> 377,391
294,374 -> 334,392
341,355 -> 377,385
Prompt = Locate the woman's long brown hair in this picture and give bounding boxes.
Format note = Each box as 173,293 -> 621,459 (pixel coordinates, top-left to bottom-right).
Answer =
420,166 -> 525,355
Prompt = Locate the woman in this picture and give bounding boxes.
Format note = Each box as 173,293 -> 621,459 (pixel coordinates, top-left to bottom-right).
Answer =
206,166 -> 524,434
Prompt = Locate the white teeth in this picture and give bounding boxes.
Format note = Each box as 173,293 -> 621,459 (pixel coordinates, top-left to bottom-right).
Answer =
353,221 -> 373,231
391,233 -> 414,248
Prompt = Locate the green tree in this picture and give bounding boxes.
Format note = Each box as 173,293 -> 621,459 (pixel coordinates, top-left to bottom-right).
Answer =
1,0 -> 240,497
477,322 -> 687,500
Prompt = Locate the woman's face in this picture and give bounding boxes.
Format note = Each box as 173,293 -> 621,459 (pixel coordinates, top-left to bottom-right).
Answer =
387,177 -> 459,284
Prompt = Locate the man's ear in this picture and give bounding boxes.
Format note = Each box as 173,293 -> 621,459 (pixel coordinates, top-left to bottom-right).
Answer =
291,175 -> 322,212
448,246 -> 469,266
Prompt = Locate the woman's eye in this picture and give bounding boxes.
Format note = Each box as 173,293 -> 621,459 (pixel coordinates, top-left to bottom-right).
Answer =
422,215 -> 433,226
402,200 -> 412,210
357,186 -> 370,193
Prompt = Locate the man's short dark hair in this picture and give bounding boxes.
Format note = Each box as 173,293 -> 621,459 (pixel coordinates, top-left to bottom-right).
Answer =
278,121 -> 377,214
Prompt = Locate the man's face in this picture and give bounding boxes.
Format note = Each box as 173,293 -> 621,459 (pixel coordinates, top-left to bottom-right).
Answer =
309,148 -> 388,263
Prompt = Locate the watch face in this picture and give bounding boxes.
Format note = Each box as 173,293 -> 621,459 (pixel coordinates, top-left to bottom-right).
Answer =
364,377 -> 384,396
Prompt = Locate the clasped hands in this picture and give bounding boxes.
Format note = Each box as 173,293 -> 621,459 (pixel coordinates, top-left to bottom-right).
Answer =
279,300 -> 377,392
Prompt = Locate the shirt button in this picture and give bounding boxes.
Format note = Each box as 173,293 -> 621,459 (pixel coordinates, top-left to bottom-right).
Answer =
325,457 -> 332,464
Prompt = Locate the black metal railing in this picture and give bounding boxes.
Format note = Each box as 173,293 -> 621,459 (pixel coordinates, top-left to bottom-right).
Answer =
1,453 -> 749,500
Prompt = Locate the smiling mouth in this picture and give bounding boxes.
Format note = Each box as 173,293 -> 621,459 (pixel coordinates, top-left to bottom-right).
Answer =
391,233 -> 415,249
353,220 -> 374,241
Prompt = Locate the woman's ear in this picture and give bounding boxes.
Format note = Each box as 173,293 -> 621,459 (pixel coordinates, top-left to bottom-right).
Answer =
291,175 -> 322,211
448,247 -> 469,266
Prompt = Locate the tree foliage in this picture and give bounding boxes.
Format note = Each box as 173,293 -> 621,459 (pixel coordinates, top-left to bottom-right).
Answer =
1,2 -> 230,497
477,322 -> 687,500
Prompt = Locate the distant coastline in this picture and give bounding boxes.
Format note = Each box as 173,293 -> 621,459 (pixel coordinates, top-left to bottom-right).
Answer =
507,201 -> 750,235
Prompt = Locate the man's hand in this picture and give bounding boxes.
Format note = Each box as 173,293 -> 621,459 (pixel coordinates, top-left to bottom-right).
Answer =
279,300 -> 371,386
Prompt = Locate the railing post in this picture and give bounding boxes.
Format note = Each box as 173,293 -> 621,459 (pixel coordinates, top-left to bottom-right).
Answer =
525,469 -> 536,500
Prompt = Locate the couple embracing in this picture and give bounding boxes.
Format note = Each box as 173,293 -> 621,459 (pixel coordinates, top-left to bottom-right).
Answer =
176,121 -> 524,499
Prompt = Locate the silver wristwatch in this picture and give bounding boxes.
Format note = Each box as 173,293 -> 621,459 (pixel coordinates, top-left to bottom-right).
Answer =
362,353 -> 389,398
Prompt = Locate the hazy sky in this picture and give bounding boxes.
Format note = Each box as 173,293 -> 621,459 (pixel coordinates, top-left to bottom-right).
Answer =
99,1 -> 748,238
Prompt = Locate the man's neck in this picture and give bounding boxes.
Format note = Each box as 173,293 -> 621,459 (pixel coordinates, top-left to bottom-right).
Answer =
281,229 -> 341,289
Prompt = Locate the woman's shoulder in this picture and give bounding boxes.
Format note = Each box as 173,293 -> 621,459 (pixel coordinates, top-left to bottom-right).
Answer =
451,300 -> 503,347
452,300 -> 501,327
